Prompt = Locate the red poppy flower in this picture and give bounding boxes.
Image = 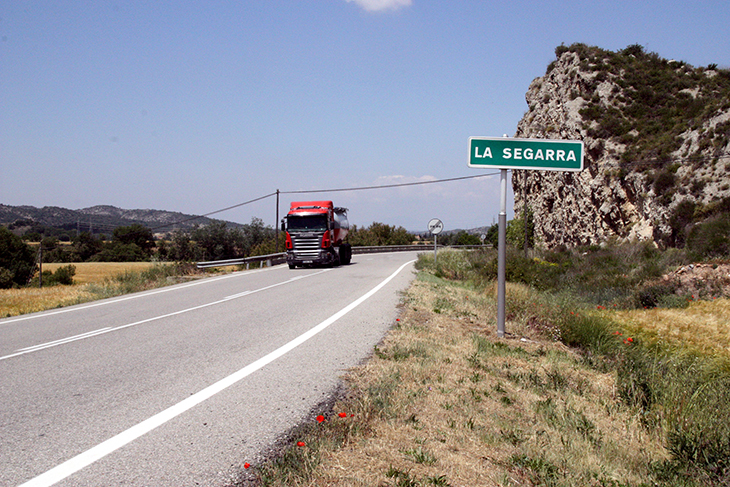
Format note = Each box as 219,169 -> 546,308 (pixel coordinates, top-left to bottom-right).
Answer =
338,412 -> 347,418
297,441 -> 305,447
244,463 -> 250,469
316,415 -> 325,423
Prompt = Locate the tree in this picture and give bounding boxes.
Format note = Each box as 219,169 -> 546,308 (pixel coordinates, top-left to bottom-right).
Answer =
113,224 -> 155,255
484,223 -> 499,248
506,209 -> 535,250
168,230 -> 198,261
349,222 -> 414,246
192,222 -> 238,261
71,232 -> 103,261
238,217 -> 275,256
92,243 -> 147,262
0,226 -> 38,288
454,231 -> 482,246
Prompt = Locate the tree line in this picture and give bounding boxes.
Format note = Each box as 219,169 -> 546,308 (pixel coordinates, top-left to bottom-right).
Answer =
0,220 -> 418,289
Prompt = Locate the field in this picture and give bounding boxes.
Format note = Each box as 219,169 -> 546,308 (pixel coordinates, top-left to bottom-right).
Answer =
41,262 -> 160,284
610,299 -> 730,358
1,262 -> 166,317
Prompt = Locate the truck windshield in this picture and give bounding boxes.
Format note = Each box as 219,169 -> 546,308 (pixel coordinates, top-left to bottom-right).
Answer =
287,215 -> 328,232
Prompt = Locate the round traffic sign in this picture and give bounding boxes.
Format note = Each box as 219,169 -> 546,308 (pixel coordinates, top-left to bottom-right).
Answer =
428,218 -> 444,235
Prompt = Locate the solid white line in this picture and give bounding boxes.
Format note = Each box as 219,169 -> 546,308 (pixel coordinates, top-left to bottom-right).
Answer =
18,259 -> 415,487
0,269 -> 331,362
18,328 -> 113,352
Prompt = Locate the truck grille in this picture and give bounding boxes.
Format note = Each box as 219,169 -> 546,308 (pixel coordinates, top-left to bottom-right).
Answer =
290,234 -> 321,258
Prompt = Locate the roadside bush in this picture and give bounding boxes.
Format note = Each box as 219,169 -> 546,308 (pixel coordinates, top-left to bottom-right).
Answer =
29,265 -> 76,287
686,214 -> 730,260
633,282 -> 682,308
52,264 -> 76,285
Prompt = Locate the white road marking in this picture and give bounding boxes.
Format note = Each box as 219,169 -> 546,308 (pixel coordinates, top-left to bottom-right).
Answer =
0,269 -> 331,362
17,328 -> 113,352
18,259 -> 414,487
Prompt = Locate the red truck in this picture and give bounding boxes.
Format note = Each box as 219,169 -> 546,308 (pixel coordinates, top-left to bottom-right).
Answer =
282,201 -> 352,269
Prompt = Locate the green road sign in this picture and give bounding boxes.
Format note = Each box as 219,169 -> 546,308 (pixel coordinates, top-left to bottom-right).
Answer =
469,137 -> 584,171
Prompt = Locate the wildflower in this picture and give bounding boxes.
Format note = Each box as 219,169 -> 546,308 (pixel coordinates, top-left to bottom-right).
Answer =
244,463 -> 251,469
316,415 -> 325,423
338,412 -> 348,418
613,331 -> 622,335
297,441 -> 305,447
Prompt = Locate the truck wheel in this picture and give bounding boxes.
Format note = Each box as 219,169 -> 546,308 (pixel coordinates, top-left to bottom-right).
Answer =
288,264 -> 296,269
341,244 -> 352,265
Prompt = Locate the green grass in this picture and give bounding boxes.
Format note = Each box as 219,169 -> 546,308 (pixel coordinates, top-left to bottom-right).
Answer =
422,246 -> 730,484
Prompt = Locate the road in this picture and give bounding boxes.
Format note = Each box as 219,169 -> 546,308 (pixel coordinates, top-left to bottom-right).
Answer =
0,252 -> 419,486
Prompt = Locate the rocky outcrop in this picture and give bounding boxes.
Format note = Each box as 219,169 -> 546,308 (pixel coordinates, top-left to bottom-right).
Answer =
513,44 -> 730,249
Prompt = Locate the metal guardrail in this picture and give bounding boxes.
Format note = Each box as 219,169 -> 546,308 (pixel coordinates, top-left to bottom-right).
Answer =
196,244 -> 493,269
196,252 -> 287,269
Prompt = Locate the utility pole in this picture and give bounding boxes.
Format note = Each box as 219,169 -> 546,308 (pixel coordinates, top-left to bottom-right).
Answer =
275,189 -> 280,253
38,245 -> 43,288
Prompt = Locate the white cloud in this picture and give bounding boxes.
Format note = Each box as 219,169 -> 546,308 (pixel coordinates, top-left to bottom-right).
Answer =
345,0 -> 413,13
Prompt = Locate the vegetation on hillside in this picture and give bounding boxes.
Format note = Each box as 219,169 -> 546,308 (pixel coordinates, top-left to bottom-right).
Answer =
552,43 -> 730,169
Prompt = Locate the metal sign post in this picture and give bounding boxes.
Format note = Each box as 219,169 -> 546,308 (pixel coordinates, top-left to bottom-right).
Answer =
469,136 -> 584,338
497,170 -> 507,338
428,218 -> 443,264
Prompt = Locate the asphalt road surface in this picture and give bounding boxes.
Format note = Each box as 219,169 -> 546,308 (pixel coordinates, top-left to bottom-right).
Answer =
0,252 -> 419,486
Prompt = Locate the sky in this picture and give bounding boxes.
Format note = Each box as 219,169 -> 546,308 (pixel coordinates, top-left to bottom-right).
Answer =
2,1 -> 729,233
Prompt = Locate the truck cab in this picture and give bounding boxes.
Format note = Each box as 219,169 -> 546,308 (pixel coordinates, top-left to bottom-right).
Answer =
282,201 -> 352,269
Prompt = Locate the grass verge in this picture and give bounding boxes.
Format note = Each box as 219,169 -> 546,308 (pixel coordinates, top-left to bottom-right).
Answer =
242,249 -> 730,486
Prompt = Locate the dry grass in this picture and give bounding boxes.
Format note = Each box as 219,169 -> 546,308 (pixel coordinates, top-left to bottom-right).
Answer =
0,286 -> 95,317
0,262 -> 162,317
254,275 -> 668,486
602,298 -> 730,358
40,262 -> 160,285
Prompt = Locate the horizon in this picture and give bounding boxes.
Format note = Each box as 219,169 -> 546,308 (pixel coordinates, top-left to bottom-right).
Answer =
2,1 -> 728,231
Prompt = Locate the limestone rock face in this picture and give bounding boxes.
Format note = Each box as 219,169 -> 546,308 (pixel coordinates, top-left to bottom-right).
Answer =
512,44 -> 730,249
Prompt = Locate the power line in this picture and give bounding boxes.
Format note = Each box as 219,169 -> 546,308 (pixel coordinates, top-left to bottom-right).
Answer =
280,172 -> 502,195
147,172 -> 502,231
149,192 -> 279,231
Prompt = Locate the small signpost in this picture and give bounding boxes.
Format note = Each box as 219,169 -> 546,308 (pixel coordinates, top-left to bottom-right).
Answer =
428,218 -> 443,263
469,136 -> 584,337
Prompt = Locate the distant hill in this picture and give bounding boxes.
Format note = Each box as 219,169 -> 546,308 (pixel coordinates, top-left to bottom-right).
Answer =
0,204 -> 245,237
